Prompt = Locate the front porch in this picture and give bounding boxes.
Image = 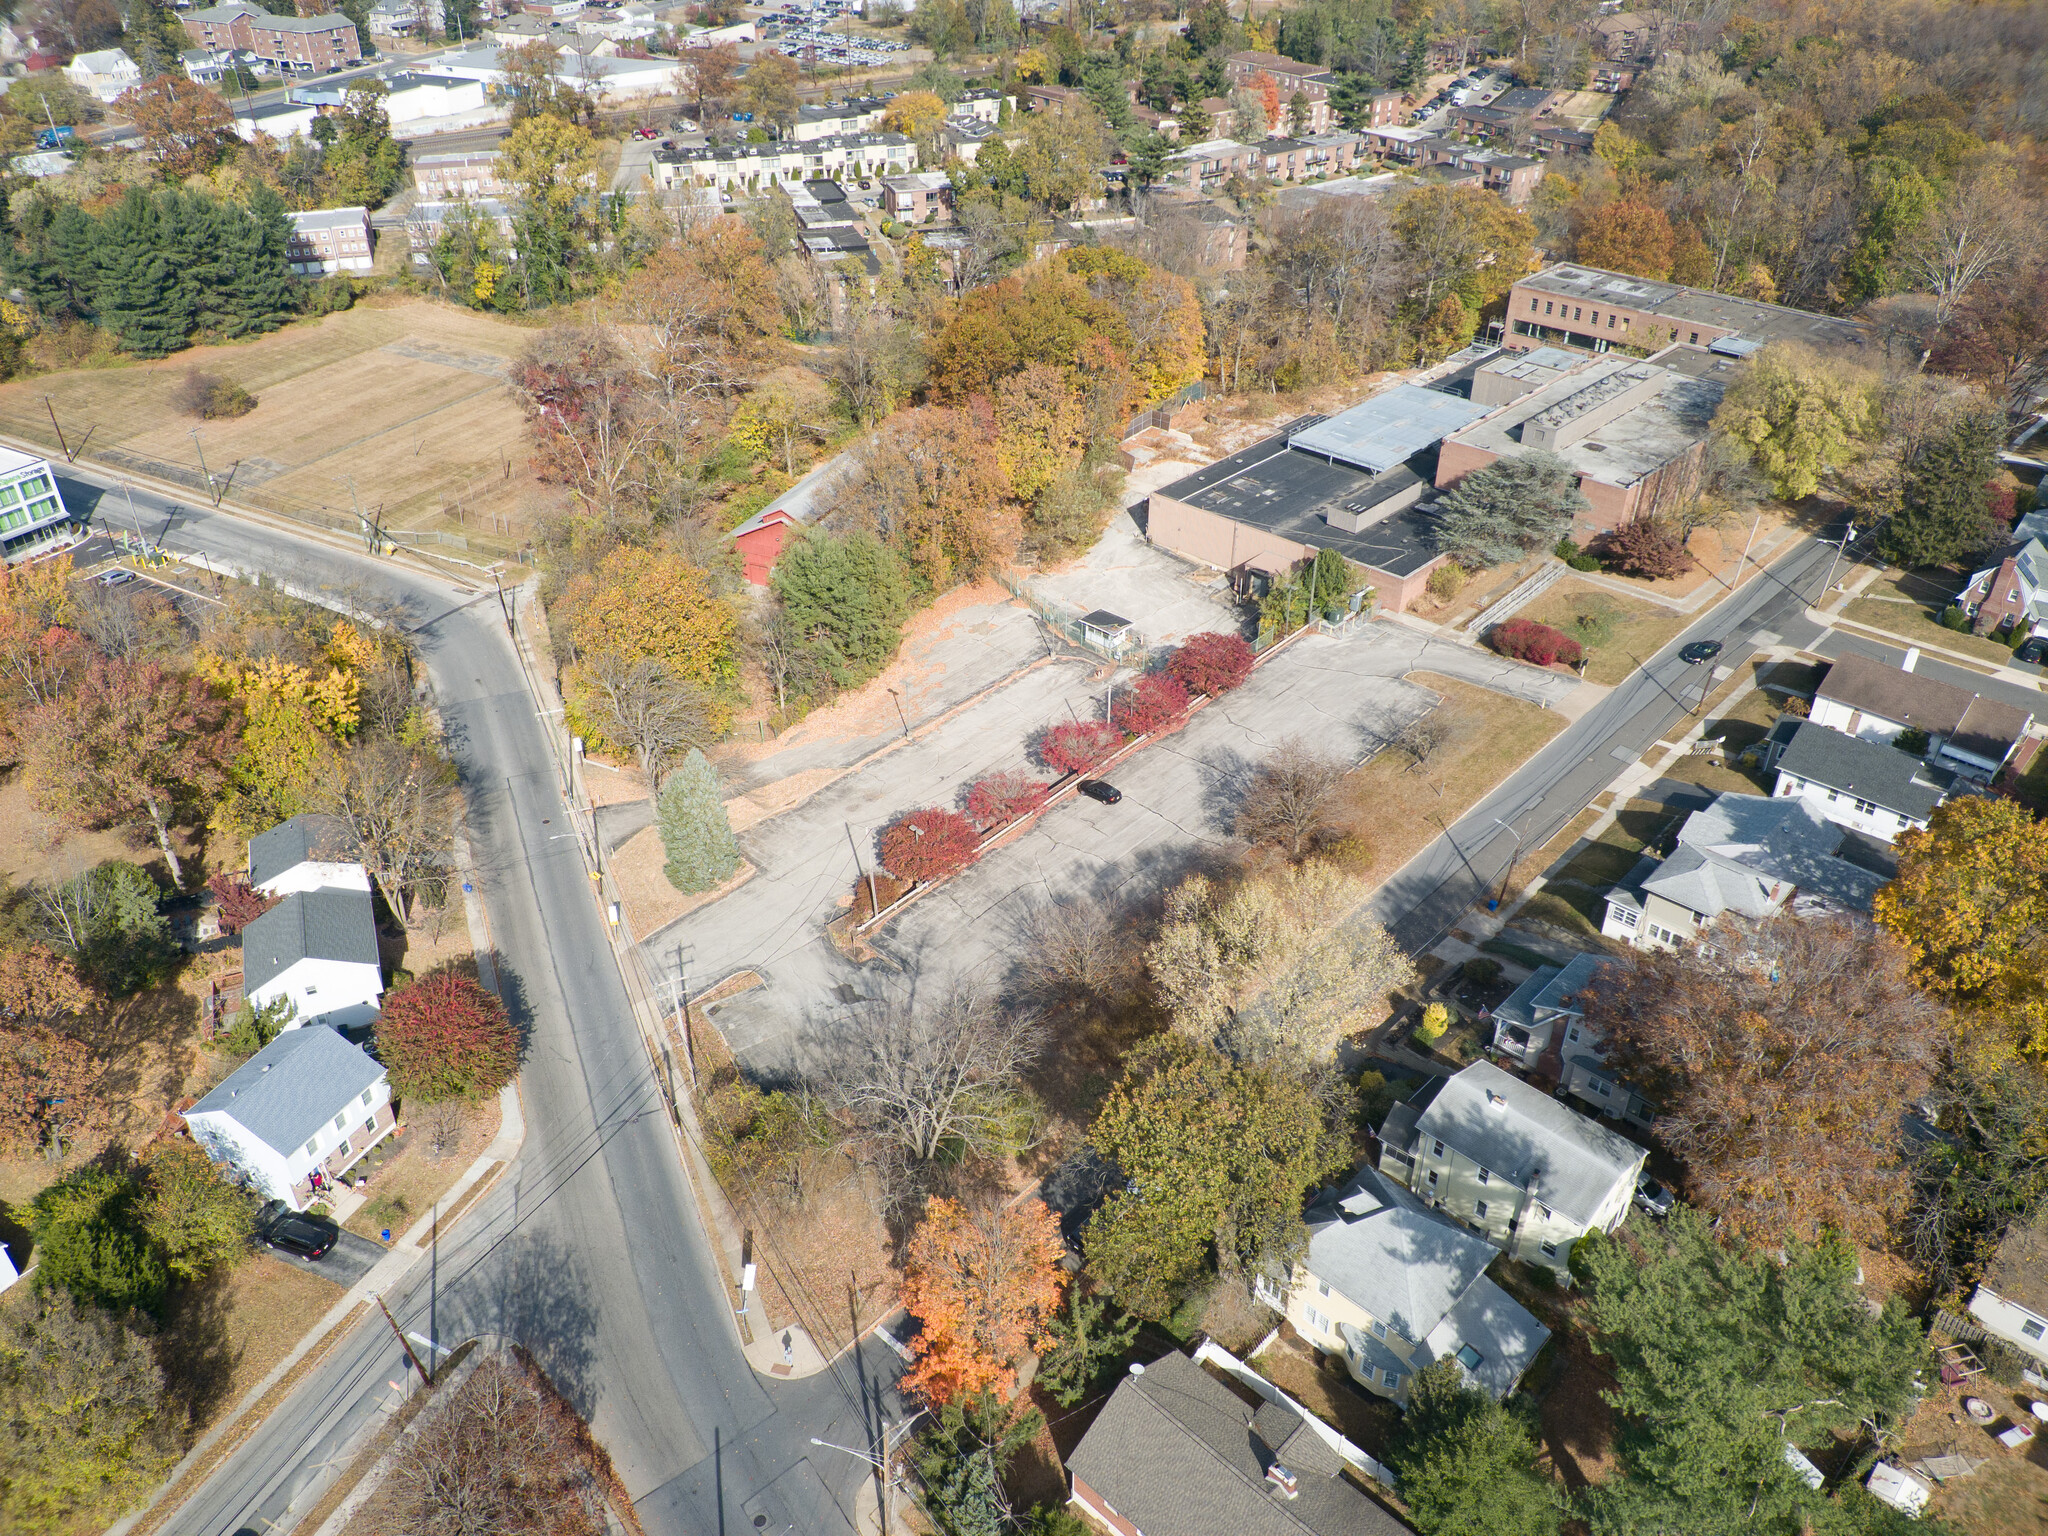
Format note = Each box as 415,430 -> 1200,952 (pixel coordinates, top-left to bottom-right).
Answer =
291,1100 -> 397,1210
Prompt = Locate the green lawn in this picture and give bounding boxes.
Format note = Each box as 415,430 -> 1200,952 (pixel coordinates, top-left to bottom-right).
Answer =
1517,578 -> 1692,685
1840,571 -> 2025,667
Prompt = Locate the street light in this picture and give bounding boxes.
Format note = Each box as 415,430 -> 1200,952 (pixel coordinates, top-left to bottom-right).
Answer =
810,1414 -> 926,1536
1817,521 -> 1856,603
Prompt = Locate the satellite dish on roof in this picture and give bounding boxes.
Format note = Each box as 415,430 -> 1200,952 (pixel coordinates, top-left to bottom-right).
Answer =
1129,1361 -> 1146,1375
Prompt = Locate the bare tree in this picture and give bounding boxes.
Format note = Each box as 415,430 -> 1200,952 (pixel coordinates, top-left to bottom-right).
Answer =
318,741 -> 462,924
811,981 -> 1043,1169
1385,709 -> 1453,793
1235,737 -> 1348,858
582,650 -> 714,789
1014,898 -> 1120,1007
391,1354 -> 606,1536
1898,167 -> 2036,363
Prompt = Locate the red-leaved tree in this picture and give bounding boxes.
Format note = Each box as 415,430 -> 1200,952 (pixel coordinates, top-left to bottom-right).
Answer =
965,771 -> 1051,830
207,872 -> 277,937
1488,618 -> 1583,668
880,808 -> 980,882
1110,673 -> 1190,736
1038,720 -> 1121,776
374,969 -> 521,1103
1600,518 -> 1690,580
1168,632 -> 1254,697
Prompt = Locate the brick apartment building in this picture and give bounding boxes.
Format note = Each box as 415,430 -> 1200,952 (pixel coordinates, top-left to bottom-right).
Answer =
183,0 -> 361,72
1505,262 -> 1873,357
286,206 -> 373,275
412,149 -> 506,199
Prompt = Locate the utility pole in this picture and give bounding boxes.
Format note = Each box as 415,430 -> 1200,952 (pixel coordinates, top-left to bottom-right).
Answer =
189,429 -> 214,503
490,565 -> 515,636
376,1294 -> 433,1386
846,822 -> 879,921
1818,521 -> 1856,602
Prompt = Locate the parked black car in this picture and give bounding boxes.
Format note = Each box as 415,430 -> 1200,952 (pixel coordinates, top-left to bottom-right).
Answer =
1077,779 -> 1122,805
1678,640 -> 1724,665
2016,636 -> 2047,667
263,1212 -> 339,1260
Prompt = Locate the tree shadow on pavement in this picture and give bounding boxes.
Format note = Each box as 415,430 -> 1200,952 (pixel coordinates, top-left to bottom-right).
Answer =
476,1229 -> 600,1416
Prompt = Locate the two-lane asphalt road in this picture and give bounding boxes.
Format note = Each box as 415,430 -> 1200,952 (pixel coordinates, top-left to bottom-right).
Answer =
47,469 -> 905,1536
1374,531 -> 1856,949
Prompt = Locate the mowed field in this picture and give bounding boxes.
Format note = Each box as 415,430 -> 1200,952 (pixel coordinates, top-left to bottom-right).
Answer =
0,297 -> 543,549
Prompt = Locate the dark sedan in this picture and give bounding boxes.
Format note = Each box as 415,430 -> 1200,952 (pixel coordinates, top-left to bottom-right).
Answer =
1678,640 -> 1724,665
263,1213 -> 339,1260
1077,779 -> 1122,805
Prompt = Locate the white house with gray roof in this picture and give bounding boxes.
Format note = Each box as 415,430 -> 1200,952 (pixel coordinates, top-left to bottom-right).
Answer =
249,814 -> 371,900
1376,1062 -> 1646,1278
1257,1161 -> 1550,1402
184,1025 -> 394,1210
1600,793 -> 1887,950
1488,953 -> 1652,1126
1769,720 -> 1956,844
242,888 -> 383,1031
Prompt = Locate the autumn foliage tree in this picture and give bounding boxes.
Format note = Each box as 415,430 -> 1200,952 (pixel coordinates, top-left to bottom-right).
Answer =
965,771 -> 1051,829
1600,517 -> 1691,579
114,74 -> 234,177
22,658 -> 237,887
880,808 -> 980,883
840,406 -> 1020,590
1109,672 -> 1189,736
206,871 -> 276,937
1575,197 -> 1678,280
1580,915 -> 1945,1243
902,1196 -> 1066,1404
1038,720 -> 1121,776
374,968 -> 521,1103
1875,796 -> 2048,1055
1168,632 -> 1254,697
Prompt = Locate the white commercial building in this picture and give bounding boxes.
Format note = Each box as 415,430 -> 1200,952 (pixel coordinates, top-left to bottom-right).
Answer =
0,447 -> 73,563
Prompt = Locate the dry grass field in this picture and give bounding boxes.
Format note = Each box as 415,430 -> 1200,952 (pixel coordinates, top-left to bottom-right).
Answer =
0,297 -> 543,555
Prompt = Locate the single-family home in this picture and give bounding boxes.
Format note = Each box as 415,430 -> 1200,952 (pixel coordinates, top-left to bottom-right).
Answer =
1065,1347 -> 1416,1536
64,46 -> 142,102
1377,1061 -> 1647,1275
1960,536 -> 2048,640
1809,650 -> 2032,781
1259,1161 -> 1550,1401
1967,1203 -> 2048,1366
1601,792 -> 1889,948
250,814 -> 371,899
1769,719 -> 1956,844
1488,953 -> 1653,1127
181,47 -> 230,84
183,1024 -> 395,1211
242,888 -> 384,1031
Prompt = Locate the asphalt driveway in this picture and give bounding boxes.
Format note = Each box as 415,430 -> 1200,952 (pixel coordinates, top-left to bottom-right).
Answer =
259,1228 -> 388,1289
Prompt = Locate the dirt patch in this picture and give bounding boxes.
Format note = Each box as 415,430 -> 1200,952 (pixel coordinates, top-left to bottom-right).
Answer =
343,1096 -> 501,1240
1901,1372 -> 2048,1536
579,756 -> 652,807
613,825 -> 754,942
1253,1329 -> 1401,1458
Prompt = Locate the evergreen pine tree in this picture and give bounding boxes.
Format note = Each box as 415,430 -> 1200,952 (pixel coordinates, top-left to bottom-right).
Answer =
49,203 -> 101,316
657,748 -> 740,894
216,185 -> 298,336
1879,410 -> 2004,570
93,189 -> 187,358
163,192 -> 223,335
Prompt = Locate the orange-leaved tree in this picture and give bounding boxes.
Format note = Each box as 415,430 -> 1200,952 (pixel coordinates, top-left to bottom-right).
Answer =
1575,197 -> 1677,281
903,1196 -> 1066,1405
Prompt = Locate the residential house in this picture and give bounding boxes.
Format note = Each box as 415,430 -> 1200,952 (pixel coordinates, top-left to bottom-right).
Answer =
1529,123 -> 1596,156
1967,1204 -> 2048,1367
181,47 -> 230,84
1361,123 -> 1430,164
1024,82 -> 1088,116
1458,84 -> 1558,137
1600,792 -> 1890,949
1488,953 -> 1654,1127
1809,650 -> 2032,781
413,149 -> 508,199
1377,1061 -> 1647,1275
1259,1162 -> 1551,1403
242,886 -> 384,1032
1223,50 -> 1335,136
369,0 -> 426,36
1159,137 -> 1261,194
184,1025 -> 395,1212
1506,261 -> 1872,357
880,170 -> 950,220
792,94 -> 887,141
1416,139 -> 1544,203
951,85 -> 1003,124
286,207 -> 374,275
250,815 -> 371,899
649,131 -> 913,192
1066,1347 -> 1417,1536
65,46 -> 141,101
1769,719 -> 1957,844
0,447 -> 74,564
940,116 -> 997,162
182,0 -> 362,71
1960,536 -> 2048,640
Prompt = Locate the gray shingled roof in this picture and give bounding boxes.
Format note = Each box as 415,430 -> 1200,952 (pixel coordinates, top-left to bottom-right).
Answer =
1774,722 -> 1954,820
248,814 -> 350,889
185,1025 -> 384,1156
1643,793 -> 1885,916
1065,1350 -> 1414,1536
1304,1164 -> 1498,1343
1412,1062 -> 1645,1227
241,888 -> 380,994
1421,1275 -> 1551,1400
1816,652 -> 2031,754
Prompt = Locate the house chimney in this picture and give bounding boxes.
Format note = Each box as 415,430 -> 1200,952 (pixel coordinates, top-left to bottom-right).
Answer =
1266,1465 -> 1299,1499
1902,647 -> 1919,673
